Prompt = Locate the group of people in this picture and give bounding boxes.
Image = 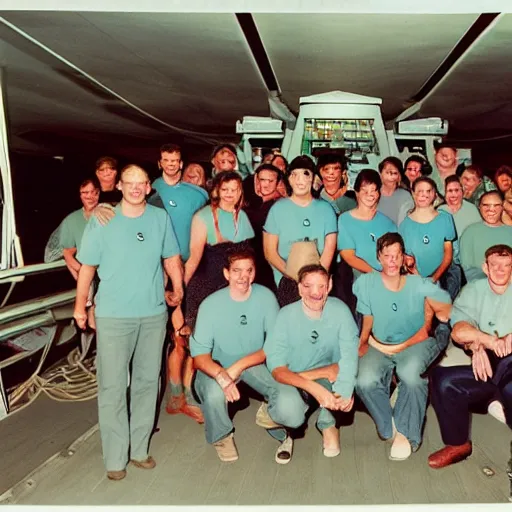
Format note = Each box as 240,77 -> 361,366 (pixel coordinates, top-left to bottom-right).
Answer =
49,139 -> 512,482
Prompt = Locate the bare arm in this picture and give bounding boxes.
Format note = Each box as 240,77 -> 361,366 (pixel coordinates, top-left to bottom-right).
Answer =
451,321 -> 496,350
193,353 -> 240,402
63,247 -> 80,280
226,349 -> 266,381
263,232 -> 288,277
431,241 -> 453,283
319,233 -> 337,271
73,264 -> 96,329
358,315 -> 373,356
298,363 -> 338,383
184,215 -> 207,285
163,254 -> 184,306
425,297 -> 451,323
340,249 -> 374,274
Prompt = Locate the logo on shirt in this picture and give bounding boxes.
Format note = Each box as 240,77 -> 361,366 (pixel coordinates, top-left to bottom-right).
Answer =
240,315 -> 247,326
136,232 -> 145,242
423,235 -> 430,244
303,219 -> 311,227
391,303 -> 398,312
310,330 -> 319,343
488,321 -> 496,328
370,233 -> 376,242
169,200 -> 177,207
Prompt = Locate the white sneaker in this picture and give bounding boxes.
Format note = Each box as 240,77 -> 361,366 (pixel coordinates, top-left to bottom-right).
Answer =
389,432 -> 412,461
275,436 -> 293,465
488,400 -> 506,424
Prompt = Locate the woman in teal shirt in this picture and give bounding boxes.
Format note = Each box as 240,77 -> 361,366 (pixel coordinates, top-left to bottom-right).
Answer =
185,172 -> 255,327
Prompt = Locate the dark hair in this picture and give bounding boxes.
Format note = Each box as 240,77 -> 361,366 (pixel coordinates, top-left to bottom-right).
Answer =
479,190 -> 504,206
354,169 -> 382,193
485,244 -> 512,260
434,141 -> 457,152
378,156 -> 403,175
297,264 -> 329,283
80,177 -> 101,190
159,143 -> 181,156
95,156 -> 117,170
288,155 -> 316,176
411,176 -> 437,194
255,163 -> 281,181
405,155 -> 429,176
225,247 -> 257,270
462,165 -> 483,180
211,143 -> 237,160
445,174 -> 462,188
376,232 -> 405,256
316,153 -> 347,174
495,165 -> 512,180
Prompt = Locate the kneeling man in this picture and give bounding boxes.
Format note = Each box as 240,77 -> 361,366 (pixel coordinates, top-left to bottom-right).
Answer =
428,244 -> 512,469
355,232 -> 452,461
191,248 -> 303,464
264,264 -> 360,460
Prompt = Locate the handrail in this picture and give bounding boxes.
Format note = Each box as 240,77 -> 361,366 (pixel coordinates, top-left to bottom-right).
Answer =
0,260 -> 67,283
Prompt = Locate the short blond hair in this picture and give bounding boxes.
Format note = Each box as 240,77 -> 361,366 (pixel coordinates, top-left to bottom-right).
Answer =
119,164 -> 149,182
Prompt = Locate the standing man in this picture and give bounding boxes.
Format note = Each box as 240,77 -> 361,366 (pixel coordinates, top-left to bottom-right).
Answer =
191,248 -> 302,464
431,143 -> 465,196
95,156 -> 122,205
264,264 -> 360,461
148,143 -> 208,423
74,164 -> 183,481
428,245 -> 512,469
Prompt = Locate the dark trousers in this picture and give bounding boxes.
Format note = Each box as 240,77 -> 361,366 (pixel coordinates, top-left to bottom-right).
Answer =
430,355 -> 512,446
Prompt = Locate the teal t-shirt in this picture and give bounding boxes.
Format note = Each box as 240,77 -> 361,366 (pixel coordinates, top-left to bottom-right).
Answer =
150,178 -> 208,261
460,222 -> 512,281
354,272 -> 451,344
190,284 -> 279,367
399,210 -> 456,277
59,208 -> 89,252
263,297 -> 359,398
263,198 -> 338,284
451,278 -> 512,337
196,205 -> 255,245
337,211 -> 397,271
438,201 -> 481,264
320,189 -> 357,215
77,204 -> 180,318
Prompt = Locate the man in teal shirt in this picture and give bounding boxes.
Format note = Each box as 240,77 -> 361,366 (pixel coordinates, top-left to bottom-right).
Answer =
191,248 -> 303,465
264,264 -> 360,461
74,164 -> 183,482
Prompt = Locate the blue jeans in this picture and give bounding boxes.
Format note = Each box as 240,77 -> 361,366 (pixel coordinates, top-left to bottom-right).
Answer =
194,364 -> 307,444
440,261 -> 462,301
297,378 -> 339,431
356,336 -> 444,450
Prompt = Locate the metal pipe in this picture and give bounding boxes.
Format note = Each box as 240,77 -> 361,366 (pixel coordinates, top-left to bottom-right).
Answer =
0,260 -> 67,283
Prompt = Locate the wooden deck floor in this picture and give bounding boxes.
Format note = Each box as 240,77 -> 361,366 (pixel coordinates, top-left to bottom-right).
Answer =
1,395 -> 511,505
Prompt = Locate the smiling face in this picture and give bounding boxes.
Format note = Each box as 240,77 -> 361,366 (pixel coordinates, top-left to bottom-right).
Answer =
319,162 -> 344,188
380,163 -> 401,189
356,181 -> 380,209
159,150 -> 182,180
412,180 -> 436,208
298,270 -> 332,312
118,167 -> 151,206
461,170 -> 481,197
223,257 -> 256,295
79,182 -> 100,211
483,252 -> 512,287
378,242 -> 404,277
479,193 -> 503,225
288,168 -> 313,198
96,162 -> 117,189
445,180 -> 463,209
436,147 -> 457,170
218,179 -> 242,207
405,161 -> 422,185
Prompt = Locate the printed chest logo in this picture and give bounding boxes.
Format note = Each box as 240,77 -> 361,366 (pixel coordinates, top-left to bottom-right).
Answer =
240,315 -> 247,325
136,232 -> 145,242
310,330 -> 319,344
391,303 -> 398,312
488,321 -> 495,328
423,235 -> 430,244
169,200 -> 177,207
370,233 -> 376,242
303,219 -> 311,227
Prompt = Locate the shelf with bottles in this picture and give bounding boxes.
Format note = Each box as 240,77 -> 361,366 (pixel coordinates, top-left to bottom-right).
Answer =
303,118 -> 376,143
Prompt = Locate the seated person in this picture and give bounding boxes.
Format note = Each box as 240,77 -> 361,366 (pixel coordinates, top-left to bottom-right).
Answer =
460,191 -> 512,281
264,264 -> 360,461
263,156 -> 337,307
355,233 -> 452,461
461,165 -> 497,206
317,152 -> 356,215
377,156 -> 414,225
190,249 -> 300,464
428,244 -> 512,469
338,169 -> 397,280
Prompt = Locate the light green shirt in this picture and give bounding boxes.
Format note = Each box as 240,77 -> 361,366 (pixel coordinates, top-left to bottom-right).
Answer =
59,208 -> 88,252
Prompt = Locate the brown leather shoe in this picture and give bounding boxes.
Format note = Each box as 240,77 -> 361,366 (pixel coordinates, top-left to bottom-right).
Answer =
428,442 -> 472,469
107,469 -> 126,481
130,456 -> 156,469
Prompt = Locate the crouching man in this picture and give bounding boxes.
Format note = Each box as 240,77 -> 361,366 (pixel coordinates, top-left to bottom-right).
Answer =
190,248 -> 303,464
263,264 -> 360,461
74,164 -> 184,481
428,244 -> 512,469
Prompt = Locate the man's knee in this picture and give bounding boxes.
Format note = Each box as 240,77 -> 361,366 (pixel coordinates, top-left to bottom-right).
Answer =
356,367 -> 381,393
197,378 -> 225,409
270,385 -> 306,429
396,364 -> 427,389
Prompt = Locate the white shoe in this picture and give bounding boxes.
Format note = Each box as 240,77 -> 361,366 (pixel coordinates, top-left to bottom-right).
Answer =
389,432 -> 412,461
488,400 -> 506,424
275,436 -> 293,465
